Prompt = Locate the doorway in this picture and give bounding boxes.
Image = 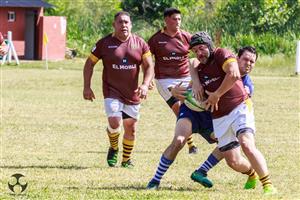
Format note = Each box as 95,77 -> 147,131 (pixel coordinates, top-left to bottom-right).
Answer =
25,11 -> 36,59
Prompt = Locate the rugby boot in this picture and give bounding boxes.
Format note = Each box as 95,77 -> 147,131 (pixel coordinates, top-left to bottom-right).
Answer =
189,146 -> 199,154
107,147 -> 118,167
191,170 -> 213,188
146,179 -> 160,190
121,159 -> 134,168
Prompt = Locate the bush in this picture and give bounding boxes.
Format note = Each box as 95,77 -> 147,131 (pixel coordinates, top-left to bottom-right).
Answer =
220,32 -> 298,56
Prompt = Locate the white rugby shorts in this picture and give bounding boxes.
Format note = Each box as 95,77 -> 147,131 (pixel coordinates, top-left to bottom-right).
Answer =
213,99 -> 256,149
155,76 -> 191,101
104,98 -> 140,120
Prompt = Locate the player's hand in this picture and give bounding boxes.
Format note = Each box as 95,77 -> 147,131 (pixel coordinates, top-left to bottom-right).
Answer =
244,86 -> 250,95
204,90 -> 220,112
83,87 -> 95,102
192,81 -> 204,101
136,83 -> 149,100
170,82 -> 186,102
148,80 -> 155,90
0,45 -> 8,56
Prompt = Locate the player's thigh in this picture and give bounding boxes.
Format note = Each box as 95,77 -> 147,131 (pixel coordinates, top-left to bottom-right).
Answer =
232,99 -> 256,135
123,104 -> 140,120
174,118 -> 192,140
104,98 -> 123,127
122,104 -> 139,132
217,127 -> 240,152
238,132 -> 256,151
104,98 -> 123,117
171,101 -> 181,116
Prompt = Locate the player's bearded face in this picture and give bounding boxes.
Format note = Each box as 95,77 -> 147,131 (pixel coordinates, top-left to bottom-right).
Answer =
192,44 -> 210,64
113,15 -> 132,39
238,51 -> 256,76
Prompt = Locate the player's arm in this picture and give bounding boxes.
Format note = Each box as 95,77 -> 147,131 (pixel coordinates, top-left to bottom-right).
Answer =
0,37 -> 8,56
147,38 -> 156,90
148,52 -> 156,90
137,51 -> 154,99
83,54 -> 98,101
205,58 -> 240,111
189,58 -> 204,101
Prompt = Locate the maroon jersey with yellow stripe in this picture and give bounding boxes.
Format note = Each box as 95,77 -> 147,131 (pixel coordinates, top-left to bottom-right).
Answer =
91,34 -> 151,105
148,29 -> 191,79
197,48 -> 247,118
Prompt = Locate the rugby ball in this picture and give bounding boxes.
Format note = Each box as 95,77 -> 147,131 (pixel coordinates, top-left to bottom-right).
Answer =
184,89 -> 206,112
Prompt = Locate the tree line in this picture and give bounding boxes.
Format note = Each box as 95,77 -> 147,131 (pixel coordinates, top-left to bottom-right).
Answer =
45,0 -> 300,56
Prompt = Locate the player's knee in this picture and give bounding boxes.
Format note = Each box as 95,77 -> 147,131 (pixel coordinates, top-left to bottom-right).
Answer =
108,117 -> 121,129
124,121 -> 137,135
171,137 -> 185,150
107,124 -> 121,133
107,120 -> 121,133
240,140 -> 256,156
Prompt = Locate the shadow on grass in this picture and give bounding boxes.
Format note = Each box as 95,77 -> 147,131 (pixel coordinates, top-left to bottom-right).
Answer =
67,185 -> 200,192
0,165 -> 89,170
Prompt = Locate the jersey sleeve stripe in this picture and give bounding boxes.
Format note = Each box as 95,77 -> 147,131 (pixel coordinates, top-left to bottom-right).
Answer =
222,58 -> 237,71
89,53 -> 99,63
142,51 -> 152,59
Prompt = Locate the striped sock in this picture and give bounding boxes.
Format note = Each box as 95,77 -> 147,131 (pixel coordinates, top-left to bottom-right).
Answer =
242,168 -> 258,179
122,138 -> 134,162
107,129 -> 120,150
187,135 -> 195,148
197,154 -> 220,175
152,155 -> 173,183
260,174 -> 272,188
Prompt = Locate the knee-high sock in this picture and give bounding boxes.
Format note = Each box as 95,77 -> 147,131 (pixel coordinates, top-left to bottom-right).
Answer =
259,174 -> 272,188
186,135 -> 196,148
197,153 -> 220,175
151,155 -> 173,183
107,129 -> 120,150
242,168 -> 258,180
122,138 -> 134,162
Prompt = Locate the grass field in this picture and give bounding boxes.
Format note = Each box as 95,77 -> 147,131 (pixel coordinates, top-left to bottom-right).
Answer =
1,58 -> 299,199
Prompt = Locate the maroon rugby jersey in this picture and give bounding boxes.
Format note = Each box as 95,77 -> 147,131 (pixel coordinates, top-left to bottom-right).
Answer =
197,48 -> 247,118
148,29 -> 191,79
91,34 -> 150,105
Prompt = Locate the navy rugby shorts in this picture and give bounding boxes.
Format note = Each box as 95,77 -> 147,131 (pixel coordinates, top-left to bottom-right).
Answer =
178,104 -> 217,144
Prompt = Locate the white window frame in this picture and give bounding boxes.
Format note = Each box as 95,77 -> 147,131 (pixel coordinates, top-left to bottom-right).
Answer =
8,11 -> 16,22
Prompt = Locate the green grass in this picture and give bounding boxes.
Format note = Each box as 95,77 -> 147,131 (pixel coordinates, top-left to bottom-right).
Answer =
0,56 -> 299,199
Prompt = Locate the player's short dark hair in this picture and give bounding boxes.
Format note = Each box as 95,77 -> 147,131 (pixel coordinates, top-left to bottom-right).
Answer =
238,46 -> 258,60
114,11 -> 131,20
164,8 -> 181,17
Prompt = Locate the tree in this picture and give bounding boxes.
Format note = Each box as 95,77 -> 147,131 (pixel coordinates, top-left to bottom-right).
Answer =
215,0 -> 300,35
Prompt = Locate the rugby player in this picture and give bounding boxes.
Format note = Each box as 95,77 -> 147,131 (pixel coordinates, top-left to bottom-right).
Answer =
83,11 -> 154,168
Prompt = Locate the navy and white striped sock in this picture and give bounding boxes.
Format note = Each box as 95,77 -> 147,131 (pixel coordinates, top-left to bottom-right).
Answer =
151,155 -> 173,183
197,154 -> 219,175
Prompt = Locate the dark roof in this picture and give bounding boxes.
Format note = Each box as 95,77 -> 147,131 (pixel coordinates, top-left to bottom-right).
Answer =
0,0 -> 54,8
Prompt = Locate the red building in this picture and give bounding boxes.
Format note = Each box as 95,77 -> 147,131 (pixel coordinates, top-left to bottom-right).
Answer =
0,0 -> 66,60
